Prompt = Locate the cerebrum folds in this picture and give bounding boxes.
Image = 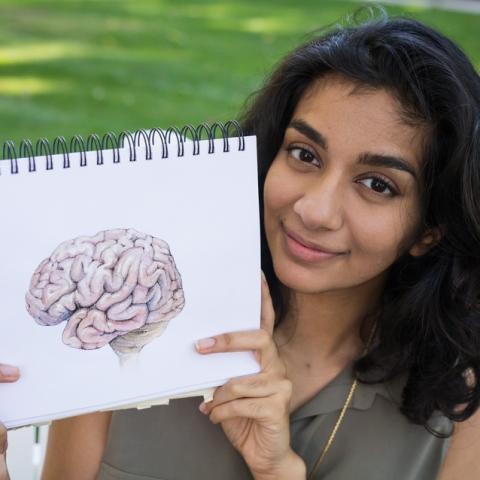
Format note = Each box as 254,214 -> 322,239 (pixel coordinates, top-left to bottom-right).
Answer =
25,228 -> 185,364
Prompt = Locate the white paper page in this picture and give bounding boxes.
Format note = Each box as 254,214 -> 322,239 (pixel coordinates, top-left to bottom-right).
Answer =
0,135 -> 260,428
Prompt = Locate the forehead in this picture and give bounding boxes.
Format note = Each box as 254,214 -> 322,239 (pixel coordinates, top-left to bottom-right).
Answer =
292,76 -> 426,169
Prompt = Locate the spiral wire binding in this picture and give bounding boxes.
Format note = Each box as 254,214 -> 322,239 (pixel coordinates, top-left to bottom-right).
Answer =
0,121 -> 245,175
52,136 -> 69,169
19,139 -> 35,172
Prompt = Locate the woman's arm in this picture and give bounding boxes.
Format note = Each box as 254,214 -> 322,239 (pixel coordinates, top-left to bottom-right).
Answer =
0,363 -> 20,479
41,411 -> 112,480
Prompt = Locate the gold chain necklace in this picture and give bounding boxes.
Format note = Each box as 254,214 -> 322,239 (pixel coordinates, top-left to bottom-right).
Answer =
307,322 -> 378,480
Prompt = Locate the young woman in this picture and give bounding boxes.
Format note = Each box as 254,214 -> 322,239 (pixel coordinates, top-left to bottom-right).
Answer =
2,9 -> 480,480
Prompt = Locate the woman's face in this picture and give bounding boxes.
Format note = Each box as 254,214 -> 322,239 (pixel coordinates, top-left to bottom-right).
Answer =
263,76 -> 427,295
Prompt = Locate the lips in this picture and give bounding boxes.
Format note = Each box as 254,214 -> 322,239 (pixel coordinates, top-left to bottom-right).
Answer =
280,223 -> 346,263
282,224 -> 345,255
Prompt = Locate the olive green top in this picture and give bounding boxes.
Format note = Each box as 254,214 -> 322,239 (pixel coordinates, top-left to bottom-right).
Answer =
97,366 -> 451,480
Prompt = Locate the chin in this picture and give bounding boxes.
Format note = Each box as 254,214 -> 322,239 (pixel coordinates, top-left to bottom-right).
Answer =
271,259 -> 338,294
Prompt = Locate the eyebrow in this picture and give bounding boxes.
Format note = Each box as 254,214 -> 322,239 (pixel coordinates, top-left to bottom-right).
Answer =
289,119 -> 328,150
287,118 -> 418,180
358,153 -> 418,180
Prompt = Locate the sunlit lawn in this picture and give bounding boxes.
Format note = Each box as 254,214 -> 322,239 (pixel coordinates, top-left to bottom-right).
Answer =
0,0 -> 478,145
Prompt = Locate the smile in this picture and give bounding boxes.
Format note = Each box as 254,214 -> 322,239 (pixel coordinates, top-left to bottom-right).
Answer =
282,225 -> 345,263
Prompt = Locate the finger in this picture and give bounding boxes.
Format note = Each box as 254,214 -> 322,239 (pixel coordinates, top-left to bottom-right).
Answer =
0,365 -> 19,383
212,373 -> 282,404
260,271 -> 275,335
200,375 -> 292,414
195,329 -> 280,370
208,397 -> 287,425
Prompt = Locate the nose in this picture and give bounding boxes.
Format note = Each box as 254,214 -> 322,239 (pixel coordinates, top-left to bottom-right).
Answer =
292,172 -> 344,231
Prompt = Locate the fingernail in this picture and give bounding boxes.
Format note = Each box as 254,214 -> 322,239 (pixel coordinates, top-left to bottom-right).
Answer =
0,365 -> 19,378
198,402 -> 208,414
195,337 -> 216,351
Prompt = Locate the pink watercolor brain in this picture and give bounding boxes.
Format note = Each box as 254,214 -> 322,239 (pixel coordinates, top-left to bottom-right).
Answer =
25,229 -> 185,362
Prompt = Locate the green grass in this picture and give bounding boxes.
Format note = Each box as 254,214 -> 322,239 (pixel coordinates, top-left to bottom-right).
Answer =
0,0 -> 478,145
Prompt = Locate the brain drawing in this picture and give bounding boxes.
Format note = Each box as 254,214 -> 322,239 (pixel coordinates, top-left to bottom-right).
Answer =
25,228 -> 185,361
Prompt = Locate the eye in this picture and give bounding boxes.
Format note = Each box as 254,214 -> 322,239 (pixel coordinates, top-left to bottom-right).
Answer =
286,146 -> 320,167
358,175 -> 398,198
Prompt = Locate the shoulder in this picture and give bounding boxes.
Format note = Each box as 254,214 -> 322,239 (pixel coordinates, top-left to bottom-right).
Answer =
291,370 -> 450,479
437,407 -> 480,479
438,369 -> 480,479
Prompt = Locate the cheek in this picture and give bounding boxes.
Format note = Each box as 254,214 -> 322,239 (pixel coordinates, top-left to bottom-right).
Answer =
263,158 -> 309,223
263,161 -> 295,214
263,161 -> 298,253
349,200 -> 418,268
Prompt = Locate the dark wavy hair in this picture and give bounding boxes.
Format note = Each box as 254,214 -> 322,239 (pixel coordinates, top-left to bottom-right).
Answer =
240,9 -> 480,434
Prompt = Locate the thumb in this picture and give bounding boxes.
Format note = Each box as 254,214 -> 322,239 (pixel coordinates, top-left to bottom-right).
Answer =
0,365 -> 19,383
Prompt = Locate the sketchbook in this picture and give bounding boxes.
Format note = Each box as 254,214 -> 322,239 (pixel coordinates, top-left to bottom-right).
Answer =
0,123 -> 260,429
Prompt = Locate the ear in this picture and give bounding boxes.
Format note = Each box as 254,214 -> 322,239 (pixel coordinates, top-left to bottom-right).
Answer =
409,226 -> 444,257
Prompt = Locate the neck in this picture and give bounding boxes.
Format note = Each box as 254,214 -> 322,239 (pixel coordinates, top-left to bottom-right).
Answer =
274,274 -> 384,368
